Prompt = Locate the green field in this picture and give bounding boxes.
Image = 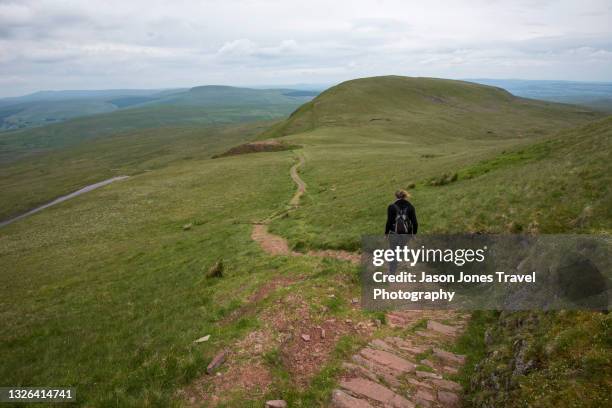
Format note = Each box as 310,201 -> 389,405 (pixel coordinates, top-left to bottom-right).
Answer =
0,121 -> 275,220
0,85 -> 316,220
0,86 -> 315,165
0,76 -> 610,407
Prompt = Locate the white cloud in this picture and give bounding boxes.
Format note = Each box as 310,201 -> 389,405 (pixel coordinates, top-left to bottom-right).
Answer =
0,0 -> 611,96
218,39 -> 257,56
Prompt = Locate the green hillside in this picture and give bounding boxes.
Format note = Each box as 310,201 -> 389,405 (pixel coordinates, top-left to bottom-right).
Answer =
159,86 -> 315,106
0,76 -> 609,407
261,76 -> 598,139
269,112 -> 611,251
0,86 -> 315,219
0,121 -> 275,220
0,89 -> 171,131
0,86 -> 314,165
0,86 -> 315,134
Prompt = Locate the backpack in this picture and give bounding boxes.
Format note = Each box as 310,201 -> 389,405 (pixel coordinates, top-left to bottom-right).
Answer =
393,203 -> 413,234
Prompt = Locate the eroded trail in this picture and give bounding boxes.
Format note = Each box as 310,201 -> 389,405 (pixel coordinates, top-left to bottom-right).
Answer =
251,224 -> 300,256
248,153 -> 470,407
251,153 -> 359,263
289,153 -> 306,206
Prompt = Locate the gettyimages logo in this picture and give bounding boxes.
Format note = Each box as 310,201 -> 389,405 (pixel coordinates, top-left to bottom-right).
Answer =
361,234 -> 611,311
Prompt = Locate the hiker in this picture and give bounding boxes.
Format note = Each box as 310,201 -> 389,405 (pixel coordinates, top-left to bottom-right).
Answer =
385,189 -> 418,274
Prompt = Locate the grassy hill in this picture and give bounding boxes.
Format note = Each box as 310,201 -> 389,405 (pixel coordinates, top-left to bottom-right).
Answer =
0,76 -> 609,406
0,85 -> 315,164
261,76 -> 598,139
0,89 -> 172,131
0,86 -> 316,133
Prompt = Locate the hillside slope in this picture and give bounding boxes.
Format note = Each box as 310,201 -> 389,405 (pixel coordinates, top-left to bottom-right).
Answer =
263,77 -> 611,406
0,86 -> 316,132
0,89 -> 175,131
261,76 -> 599,141
0,86 -> 316,218
269,115 -> 612,251
0,86 -> 315,163
0,76 -> 609,407
0,121 -> 275,220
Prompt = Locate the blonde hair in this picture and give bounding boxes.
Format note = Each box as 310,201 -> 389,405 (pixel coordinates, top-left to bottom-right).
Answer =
395,189 -> 410,199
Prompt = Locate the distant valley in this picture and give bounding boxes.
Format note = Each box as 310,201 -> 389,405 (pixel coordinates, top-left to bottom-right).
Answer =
0,85 -> 319,132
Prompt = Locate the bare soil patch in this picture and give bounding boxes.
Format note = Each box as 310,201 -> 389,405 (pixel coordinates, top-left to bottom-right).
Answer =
181,357 -> 272,407
280,318 -> 358,387
213,140 -> 299,158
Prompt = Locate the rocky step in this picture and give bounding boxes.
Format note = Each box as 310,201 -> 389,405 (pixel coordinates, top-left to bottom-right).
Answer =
415,388 -> 437,407
332,310 -> 469,407
432,348 -> 466,366
428,378 -> 462,392
415,329 -> 445,341
342,362 -> 379,383
336,374 -> 463,408
437,390 -> 461,407
416,370 -> 443,380
331,389 -> 375,408
348,356 -> 402,388
384,337 -> 431,356
339,377 -> 415,408
359,347 -> 416,374
427,320 -> 460,337
369,338 -> 430,362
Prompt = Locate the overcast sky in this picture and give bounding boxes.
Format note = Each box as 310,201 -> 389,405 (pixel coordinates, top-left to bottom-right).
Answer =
0,0 -> 611,97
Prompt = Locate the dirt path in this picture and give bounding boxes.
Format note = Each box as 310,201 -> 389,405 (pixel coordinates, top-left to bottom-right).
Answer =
249,153 -> 469,407
251,153 -> 359,263
289,153 -> 306,206
251,224 -> 301,256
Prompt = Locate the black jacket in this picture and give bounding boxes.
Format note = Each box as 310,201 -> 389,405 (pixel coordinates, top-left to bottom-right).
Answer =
385,199 -> 418,235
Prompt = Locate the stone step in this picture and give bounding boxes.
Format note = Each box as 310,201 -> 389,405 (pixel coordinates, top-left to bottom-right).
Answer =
408,378 -> 433,390
342,362 -> 379,383
432,348 -> 466,365
333,310 -> 468,408
369,338 -> 397,353
370,339 -> 429,363
352,355 -> 402,388
438,390 -> 460,407
339,377 -> 415,408
360,348 -> 416,374
414,388 -> 436,407
384,337 -> 430,355
415,330 -> 442,340
416,370 -> 443,380
331,389 -> 374,408
427,320 -> 459,337
442,365 -> 459,375
429,378 -> 462,392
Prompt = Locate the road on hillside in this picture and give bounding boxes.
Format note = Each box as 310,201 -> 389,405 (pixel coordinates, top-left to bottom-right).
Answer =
0,176 -> 129,228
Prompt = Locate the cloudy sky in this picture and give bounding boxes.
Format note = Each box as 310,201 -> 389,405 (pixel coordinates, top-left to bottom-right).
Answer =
0,0 -> 611,96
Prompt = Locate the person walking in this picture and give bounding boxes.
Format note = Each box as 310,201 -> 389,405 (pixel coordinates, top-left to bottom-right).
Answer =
385,189 -> 418,274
